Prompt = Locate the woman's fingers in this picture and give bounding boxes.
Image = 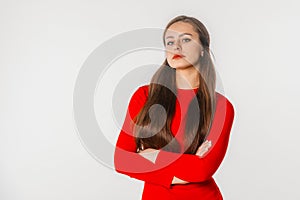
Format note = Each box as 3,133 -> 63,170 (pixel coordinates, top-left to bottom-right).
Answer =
195,140 -> 212,157
138,148 -> 157,153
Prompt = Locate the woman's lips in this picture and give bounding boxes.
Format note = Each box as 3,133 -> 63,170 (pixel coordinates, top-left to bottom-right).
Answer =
173,54 -> 184,59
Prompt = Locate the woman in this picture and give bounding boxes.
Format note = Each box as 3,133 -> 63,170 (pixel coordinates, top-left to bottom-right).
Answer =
114,15 -> 235,200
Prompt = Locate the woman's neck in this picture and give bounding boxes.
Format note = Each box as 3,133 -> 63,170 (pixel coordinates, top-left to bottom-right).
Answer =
176,66 -> 200,89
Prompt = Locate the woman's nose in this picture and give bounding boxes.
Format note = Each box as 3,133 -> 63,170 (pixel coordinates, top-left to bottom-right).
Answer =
174,40 -> 181,50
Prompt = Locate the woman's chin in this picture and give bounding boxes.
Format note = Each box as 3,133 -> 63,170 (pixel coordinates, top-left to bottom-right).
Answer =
169,60 -> 195,69
170,64 -> 193,70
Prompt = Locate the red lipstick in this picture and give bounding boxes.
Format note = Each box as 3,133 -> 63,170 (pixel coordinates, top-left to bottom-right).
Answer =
172,54 -> 184,59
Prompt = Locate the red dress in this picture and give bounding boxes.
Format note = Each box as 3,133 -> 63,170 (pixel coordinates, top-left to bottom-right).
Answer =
114,85 -> 235,200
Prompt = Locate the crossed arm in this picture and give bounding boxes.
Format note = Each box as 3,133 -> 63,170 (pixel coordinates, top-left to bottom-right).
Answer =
138,140 -> 212,184
114,86 -> 235,188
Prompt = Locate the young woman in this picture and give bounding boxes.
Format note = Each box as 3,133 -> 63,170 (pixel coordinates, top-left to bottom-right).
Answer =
114,15 -> 235,200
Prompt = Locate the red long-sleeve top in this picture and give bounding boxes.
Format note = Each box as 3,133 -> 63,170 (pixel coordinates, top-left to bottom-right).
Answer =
114,84 -> 235,200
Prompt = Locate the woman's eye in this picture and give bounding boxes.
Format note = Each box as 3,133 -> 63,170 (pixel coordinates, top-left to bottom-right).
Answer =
182,38 -> 191,43
166,38 -> 190,46
166,41 -> 174,46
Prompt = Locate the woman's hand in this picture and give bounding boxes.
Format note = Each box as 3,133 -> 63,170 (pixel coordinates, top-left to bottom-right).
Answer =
139,148 -> 189,185
138,141 -> 212,185
138,148 -> 160,164
138,148 -> 157,153
172,176 -> 189,185
195,140 -> 212,157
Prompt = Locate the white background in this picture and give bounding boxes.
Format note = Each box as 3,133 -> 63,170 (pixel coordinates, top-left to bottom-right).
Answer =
1,0 -> 300,199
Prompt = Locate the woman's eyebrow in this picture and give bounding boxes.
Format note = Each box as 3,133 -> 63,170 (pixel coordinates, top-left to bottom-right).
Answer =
165,33 -> 193,39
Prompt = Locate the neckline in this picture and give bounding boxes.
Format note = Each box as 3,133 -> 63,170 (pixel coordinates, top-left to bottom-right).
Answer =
177,87 -> 199,91
176,88 -> 198,96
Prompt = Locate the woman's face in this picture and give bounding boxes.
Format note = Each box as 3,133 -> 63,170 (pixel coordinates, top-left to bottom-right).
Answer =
164,22 -> 203,69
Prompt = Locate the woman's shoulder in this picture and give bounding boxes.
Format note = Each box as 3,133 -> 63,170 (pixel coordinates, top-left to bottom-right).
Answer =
128,84 -> 149,105
138,84 -> 150,93
132,84 -> 149,98
215,91 -> 235,115
134,84 -> 149,92
126,85 -> 150,116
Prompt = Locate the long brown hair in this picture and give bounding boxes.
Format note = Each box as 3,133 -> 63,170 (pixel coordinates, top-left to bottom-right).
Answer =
133,15 -> 217,154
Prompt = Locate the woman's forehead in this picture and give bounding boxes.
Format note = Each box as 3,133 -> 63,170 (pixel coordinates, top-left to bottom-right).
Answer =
165,22 -> 197,38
